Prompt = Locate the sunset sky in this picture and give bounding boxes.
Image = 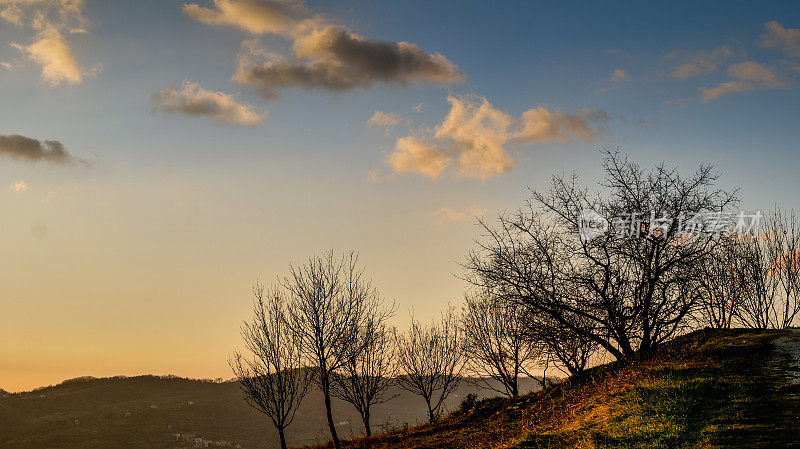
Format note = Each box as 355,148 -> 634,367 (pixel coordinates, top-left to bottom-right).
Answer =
2,0 -> 800,392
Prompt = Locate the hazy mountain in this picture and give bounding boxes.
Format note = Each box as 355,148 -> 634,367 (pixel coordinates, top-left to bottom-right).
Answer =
0,375 -> 540,449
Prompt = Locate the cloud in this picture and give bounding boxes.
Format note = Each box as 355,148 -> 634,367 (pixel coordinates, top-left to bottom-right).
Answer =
234,25 -> 464,100
665,97 -> 691,108
9,180 -> 27,192
434,95 -> 515,179
182,0 -> 311,35
1,0 -> 97,86
610,69 -> 632,83
600,69 -> 632,92
185,1 -> 464,100
388,136 -> 451,179
12,27 -> 96,86
668,45 -> 735,78
423,205 -> 486,224
151,80 -> 266,126
0,133 -> 84,164
0,0 -> 87,29
387,95 -> 606,180
761,21 -> 800,59
699,61 -> 790,102
366,110 -> 403,127
577,107 -> 609,122
516,106 -> 597,145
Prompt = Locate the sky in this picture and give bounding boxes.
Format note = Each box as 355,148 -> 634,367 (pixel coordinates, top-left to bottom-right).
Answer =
1,0 -> 800,392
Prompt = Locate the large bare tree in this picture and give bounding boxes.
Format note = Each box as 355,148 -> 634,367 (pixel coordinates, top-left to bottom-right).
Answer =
284,251 -> 384,449
230,283 -> 311,449
461,291 -> 545,397
330,318 -> 397,436
466,151 -> 738,361
396,310 -> 466,423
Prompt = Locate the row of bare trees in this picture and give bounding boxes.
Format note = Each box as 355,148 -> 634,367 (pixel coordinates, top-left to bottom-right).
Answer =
697,209 -> 800,329
230,251 -> 594,448
230,252 -> 470,449
460,291 -> 598,399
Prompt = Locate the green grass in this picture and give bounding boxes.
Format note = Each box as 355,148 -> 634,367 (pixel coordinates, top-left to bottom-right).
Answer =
514,330 -> 800,449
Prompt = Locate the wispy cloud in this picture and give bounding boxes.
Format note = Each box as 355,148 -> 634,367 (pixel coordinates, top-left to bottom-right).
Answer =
0,133 -> 86,165
668,45 -> 736,79
761,21 -> 800,59
699,61 -> 790,102
366,110 -> 407,128
423,206 -> 486,223
387,95 -> 606,180
151,80 -> 266,126
9,180 -> 27,192
600,69 -> 632,92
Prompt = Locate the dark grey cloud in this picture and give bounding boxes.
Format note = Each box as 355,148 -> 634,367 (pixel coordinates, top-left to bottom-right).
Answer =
0,133 -> 84,165
234,26 -> 464,100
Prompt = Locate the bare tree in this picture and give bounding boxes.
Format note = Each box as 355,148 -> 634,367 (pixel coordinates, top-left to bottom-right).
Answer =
696,237 -> 748,329
284,251 -> 384,449
465,151 -> 738,361
230,283 -> 311,449
396,310 -> 466,424
461,291 -> 545,397
738,209 -> 800,329
331,318 -> 397,436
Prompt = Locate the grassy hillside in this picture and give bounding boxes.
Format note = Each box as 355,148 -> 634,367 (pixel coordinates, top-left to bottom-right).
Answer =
0,374 -> 537,449
305,329 -> 800,449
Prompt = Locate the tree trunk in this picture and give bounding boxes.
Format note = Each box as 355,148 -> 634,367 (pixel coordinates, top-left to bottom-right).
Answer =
427,400 -> 435,424
277,426 -> 288,449
322,377 -> 341,449
363,410 -> 371,437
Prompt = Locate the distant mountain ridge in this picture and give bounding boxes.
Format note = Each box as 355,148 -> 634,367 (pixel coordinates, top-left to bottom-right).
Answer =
0,373 -> 539,449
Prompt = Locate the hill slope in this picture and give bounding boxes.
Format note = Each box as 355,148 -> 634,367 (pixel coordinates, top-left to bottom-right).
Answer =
0,374 -> 537,448
307,329 -> 800,449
